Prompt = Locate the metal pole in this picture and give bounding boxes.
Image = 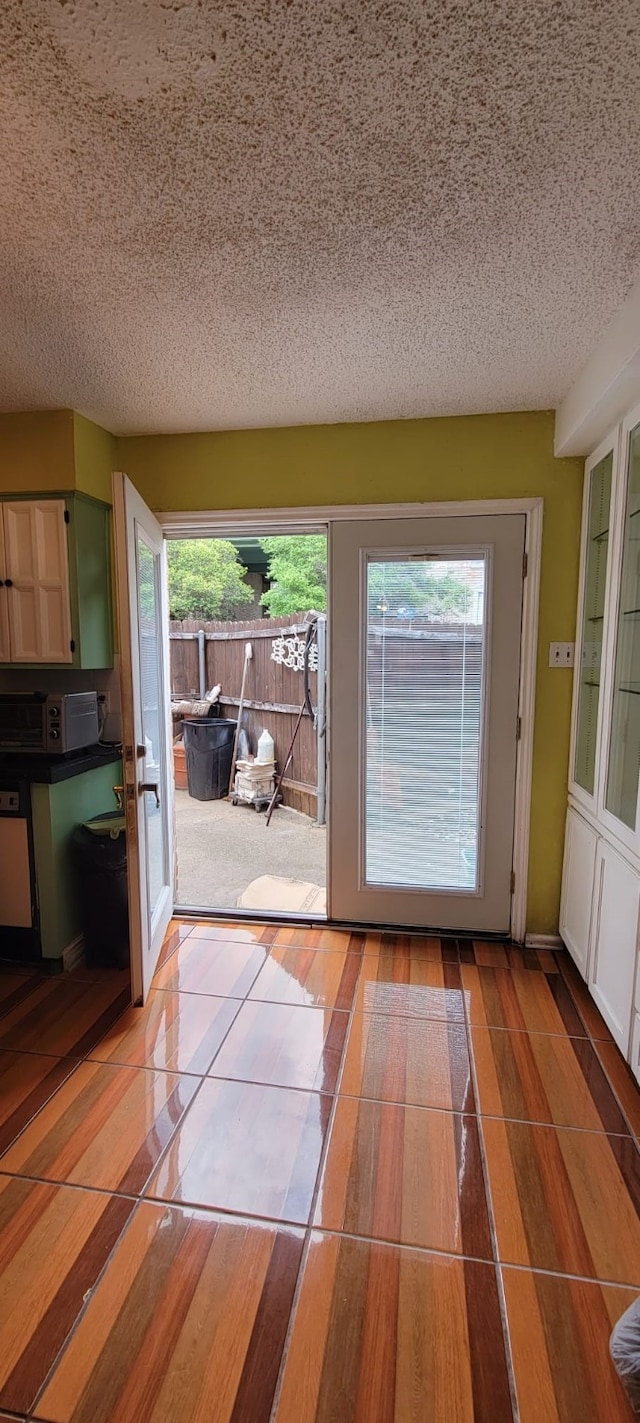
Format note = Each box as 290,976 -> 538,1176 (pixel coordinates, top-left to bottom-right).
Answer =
197,630 -> 206,698
316,614 -> 327,826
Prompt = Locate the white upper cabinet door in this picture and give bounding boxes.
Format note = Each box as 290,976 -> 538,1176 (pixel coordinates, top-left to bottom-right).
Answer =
3,500 -> 73,663
0,506 -> 10,663
569,435 -> 616,813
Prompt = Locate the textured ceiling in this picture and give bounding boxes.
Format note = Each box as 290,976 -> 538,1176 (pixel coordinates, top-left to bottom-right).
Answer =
0,0 -> 639,434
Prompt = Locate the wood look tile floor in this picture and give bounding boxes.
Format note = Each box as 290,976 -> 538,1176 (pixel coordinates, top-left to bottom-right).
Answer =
1,925 -> 639,1421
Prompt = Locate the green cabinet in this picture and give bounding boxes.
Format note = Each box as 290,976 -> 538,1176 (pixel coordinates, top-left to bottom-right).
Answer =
0,491 -> 113,669
31,759 -> 122,962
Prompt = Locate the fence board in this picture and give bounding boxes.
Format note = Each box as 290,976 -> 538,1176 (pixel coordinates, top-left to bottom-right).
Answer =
170,614 -> 319,816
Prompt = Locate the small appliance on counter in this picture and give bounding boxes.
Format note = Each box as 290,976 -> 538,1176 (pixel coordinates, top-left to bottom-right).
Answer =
0,691 -> 99,755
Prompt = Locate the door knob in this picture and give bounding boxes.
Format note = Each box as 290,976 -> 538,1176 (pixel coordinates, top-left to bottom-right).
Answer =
4,578 -> 13,587
139,782 -> 160,808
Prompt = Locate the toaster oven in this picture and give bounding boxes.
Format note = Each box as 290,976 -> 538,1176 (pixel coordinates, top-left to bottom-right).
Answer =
0,691 -> 99,754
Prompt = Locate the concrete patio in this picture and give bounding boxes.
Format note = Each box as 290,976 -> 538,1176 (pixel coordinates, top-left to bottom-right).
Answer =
174,788 -> 327,911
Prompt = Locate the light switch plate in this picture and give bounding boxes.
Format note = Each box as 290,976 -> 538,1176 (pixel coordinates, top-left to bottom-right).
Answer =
549,642 -> 575,668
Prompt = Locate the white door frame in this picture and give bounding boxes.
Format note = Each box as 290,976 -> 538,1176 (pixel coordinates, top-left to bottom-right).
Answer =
159,498 -> 543,943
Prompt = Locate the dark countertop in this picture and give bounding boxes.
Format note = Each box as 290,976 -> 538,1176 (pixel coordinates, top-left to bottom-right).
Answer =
0,745 -> 122,784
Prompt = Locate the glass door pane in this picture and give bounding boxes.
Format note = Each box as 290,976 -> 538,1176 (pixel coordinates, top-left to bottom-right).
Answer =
365,555 -> 486,891
574,452 -> 613,794
606,424 -> 640,829
137,531 -> 169,919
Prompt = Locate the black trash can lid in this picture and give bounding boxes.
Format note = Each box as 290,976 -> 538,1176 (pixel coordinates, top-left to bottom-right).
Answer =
82,812 -> 126,840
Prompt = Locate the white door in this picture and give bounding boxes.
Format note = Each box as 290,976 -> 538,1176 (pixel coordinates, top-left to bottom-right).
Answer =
3,500 -> 72,663
0,507 -> 10,662
113,473 -> 174,1002
329,515 -> 525,933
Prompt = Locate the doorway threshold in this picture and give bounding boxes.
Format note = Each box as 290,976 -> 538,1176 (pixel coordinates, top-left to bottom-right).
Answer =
173,905 -> 513,942
173,904 -> 327,926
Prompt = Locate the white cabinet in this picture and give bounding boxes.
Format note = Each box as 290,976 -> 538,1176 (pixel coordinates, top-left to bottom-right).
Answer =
0,494 -> 113,669
560,807 -> 597,977
589,840 -> 639,1051
562,403 -> 640,1068
1,500 -> 72,664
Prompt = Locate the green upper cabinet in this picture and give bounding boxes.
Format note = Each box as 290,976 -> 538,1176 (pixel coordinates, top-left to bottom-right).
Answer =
0,492 -> 113,669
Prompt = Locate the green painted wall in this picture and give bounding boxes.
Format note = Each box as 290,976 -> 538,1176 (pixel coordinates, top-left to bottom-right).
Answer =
117,411 -> 584,937
0,410 -> 116,498
73,412 -> 117,502
32,763 -> 122,960
0,410 -> 76,492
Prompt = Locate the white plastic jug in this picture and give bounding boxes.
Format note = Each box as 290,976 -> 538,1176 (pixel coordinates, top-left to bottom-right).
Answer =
256,729 -> 275,764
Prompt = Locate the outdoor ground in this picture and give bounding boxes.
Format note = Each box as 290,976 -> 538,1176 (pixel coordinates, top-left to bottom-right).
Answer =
174,788 -> 327,911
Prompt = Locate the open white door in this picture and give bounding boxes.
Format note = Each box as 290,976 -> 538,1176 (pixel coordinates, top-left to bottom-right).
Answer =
113,473 -> 174,1002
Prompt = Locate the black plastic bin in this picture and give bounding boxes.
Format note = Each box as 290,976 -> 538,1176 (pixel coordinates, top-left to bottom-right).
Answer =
183,717 -> 237,801
71,811 -> 129,969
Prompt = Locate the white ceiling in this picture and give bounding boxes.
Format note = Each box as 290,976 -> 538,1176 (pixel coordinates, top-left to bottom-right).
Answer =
0,0 -> 639,435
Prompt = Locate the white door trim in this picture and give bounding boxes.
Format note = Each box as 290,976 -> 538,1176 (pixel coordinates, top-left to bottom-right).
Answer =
160,497 -> 543,536
157,496 -> 543,942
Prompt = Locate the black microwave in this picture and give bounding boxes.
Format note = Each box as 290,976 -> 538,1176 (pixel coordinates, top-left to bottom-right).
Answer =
0,692 -> 99,754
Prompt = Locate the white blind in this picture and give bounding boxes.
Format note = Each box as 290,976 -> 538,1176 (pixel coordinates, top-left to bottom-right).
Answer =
365,556 -> 485,891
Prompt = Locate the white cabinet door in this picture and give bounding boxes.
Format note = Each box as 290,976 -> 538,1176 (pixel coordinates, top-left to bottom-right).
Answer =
3,500 -> 72,663
0,506 -> 10,663
559,807 -> 598,978
589,839 -> 639,1052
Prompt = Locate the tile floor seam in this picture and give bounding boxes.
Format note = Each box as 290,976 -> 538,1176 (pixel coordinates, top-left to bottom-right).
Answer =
461,1020 -> 591,1040
295,1223 -> 640,1291
267,964 -> 363,1422
24,1191 -> 146,1423
590,1033 -> 640,1146
338,1090 -> 637,1136
0,1060 -> 81,1160
0,1169 -> 141,1202
0,1058 -> 206,1173
462,965 -> 520,1423
0,1056 -> 209,1203
556,953 -> 636,1064
85,994 -> 248,1080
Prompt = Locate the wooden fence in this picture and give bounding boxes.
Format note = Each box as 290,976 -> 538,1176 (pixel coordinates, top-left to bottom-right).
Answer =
170,614 -> 322,818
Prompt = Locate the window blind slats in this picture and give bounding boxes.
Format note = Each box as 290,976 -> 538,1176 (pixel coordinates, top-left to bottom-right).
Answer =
365,558 -> 485,891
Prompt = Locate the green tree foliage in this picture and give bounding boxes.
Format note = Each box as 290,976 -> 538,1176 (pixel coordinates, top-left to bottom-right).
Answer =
367,561 -> 474,619
260,535 -> 327,616
167,539 -> 250,619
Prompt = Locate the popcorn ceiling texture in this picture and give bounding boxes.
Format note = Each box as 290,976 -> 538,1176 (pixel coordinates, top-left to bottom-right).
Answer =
0,0 -> 639,434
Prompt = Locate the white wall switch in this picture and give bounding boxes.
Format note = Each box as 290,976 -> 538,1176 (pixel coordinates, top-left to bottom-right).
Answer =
549,642 -> 575,668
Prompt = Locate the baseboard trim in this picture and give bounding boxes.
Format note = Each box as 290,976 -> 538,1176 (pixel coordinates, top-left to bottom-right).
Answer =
62,935 -> 85,972
524,933 -> 564,950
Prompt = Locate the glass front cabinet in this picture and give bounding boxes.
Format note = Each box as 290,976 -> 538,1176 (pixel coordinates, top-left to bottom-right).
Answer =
561,409 -> 640,1070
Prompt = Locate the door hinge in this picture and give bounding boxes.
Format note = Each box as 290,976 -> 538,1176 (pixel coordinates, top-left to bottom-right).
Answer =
516,715 -> 522,740
510,870 -> 516,895
69,639 -> 75,653
64,509 -> 70,524
522,551 -> 528,578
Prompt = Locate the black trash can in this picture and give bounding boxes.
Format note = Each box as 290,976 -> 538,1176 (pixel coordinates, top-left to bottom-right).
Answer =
71,811 -> 129,968
183,718 -> 237,801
